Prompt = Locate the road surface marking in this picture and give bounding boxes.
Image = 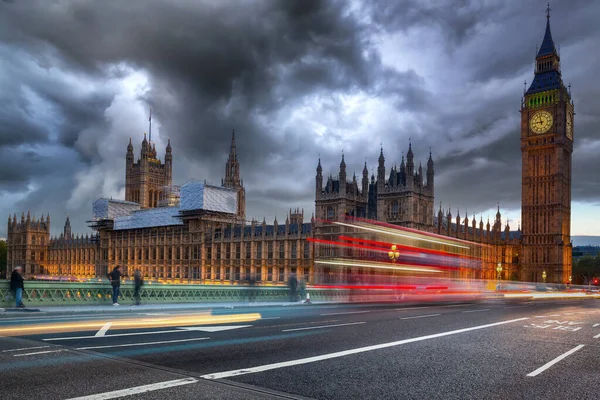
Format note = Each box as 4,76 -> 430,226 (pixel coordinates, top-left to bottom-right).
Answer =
178,325 -> 252,332
400,314 -> 441,320
201,317 -> 528,380
95,322 -> 112,337
527,345 -> 585,377
320,311 -> 370,316
64,378 -> 198,400
593,323 -> 599,328
44,329 -> 193,341
462,309 -> 491,313
76,337 -> 210,350
2,345 -> 51,352
282,322 -> 366,332
593,333 -> 600,339
13,349 -> 66,357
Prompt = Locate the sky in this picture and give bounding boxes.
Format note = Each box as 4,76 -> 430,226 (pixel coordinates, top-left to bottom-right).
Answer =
0,0 -> 599,239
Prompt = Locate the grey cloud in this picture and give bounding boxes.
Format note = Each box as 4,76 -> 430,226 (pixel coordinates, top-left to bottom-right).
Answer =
0,0 -> 599,238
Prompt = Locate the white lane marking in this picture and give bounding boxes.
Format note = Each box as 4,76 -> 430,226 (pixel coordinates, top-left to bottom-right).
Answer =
95,322 -> 112,337
400,314 -> 441,320
282,322 -> 366,332
13,349 -> 66,357
443,304 -> 471,308
527,345 -> 585,377
2,345 -> 51,353
320,311 -> 370,316
76,337 -> 210,350
592,323 -> 599,328
64,378 -> 198,400
462,309 -> 491,313
593,333 -> 600,339
201,317 -> 529,380
178,325 -> 252,332
44,329 -> 191,341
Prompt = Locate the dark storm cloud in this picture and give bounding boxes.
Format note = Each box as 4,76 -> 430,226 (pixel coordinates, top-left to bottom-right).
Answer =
0,0 -> 599,237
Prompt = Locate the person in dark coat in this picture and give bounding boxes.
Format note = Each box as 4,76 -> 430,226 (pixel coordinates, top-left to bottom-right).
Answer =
107,265 -> 122,306
288,273 -> 298,302
133,269 -> 143,306
10,266 -> 25,308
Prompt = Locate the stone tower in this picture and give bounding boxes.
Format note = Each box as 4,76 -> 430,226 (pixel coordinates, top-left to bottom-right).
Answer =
521,7 -> 573,284
125,133 -> 173,209
222,130 -> 246,220
6,212 -> 50,275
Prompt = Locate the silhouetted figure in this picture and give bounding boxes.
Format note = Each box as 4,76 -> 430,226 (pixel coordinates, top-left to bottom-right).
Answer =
108,265 -> 122,306
246,273 -> 256,302
133,269 -> 143,305
288,273 -> 298,302
10,266 -> 25,308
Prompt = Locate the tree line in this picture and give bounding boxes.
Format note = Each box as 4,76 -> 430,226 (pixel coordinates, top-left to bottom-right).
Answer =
572,255 -> 600,285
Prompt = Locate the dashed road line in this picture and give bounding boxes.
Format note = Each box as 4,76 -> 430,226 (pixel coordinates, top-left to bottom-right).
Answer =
282,322 -> 366,332
13,349 -> 66,357
400,314 -> 441,320
76,337 -> 210,350
527,345 -> 585,377
320,311 -> 371,316
462,309 -> 490,313
95,322 -> 112,337
2,345 -> 52,353
64,378 -> 198,399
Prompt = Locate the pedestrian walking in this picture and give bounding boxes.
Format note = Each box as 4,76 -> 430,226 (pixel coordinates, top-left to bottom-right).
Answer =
133,269 -> 143,305
107,265 -> 122,306
10,266 -> 25,308
288,273 -> 298,302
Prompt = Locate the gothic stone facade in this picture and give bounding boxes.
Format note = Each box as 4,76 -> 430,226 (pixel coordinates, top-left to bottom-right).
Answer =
7,133 -> 313,285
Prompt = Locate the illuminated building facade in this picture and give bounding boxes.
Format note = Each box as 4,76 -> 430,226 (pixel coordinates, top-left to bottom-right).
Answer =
7,133 -> 313,284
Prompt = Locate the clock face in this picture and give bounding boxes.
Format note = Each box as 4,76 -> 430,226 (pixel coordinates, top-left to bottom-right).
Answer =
529,110 -> 554,134
566,112 -> 573,139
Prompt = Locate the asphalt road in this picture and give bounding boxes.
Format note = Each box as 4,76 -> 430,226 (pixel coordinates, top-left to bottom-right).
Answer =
1,299 -> 599,399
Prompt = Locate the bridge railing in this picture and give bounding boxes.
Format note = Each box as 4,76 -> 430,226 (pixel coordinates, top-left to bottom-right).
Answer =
0,281 -> 350,307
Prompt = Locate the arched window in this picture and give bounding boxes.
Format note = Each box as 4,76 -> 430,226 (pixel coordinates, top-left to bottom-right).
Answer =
391,201 -> 399,217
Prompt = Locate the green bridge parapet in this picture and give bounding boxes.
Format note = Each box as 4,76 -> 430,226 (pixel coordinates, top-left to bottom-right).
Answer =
0,281 -> 350,307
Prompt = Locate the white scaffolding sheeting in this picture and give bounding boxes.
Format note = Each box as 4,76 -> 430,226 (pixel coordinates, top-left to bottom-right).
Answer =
180,181 -> 237,214
93,199 -> 140,220
113,206 -> 182,230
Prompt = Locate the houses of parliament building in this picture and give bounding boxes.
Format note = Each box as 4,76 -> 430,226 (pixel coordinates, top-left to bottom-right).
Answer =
6,10 -> 572,284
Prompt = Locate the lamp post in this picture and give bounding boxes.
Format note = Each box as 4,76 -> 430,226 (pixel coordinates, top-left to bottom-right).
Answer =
542,270 -> 547,283
388,245 -> 400,263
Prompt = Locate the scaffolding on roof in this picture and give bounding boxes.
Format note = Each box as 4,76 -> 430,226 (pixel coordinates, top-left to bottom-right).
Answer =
159,185 -> 181,207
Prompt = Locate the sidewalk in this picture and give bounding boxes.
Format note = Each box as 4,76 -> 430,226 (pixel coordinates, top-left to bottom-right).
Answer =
0,300 -> 326,316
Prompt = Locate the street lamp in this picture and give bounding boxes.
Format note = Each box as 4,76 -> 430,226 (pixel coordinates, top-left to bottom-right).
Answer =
388,245 -> 400,263
542,270 -> 547,283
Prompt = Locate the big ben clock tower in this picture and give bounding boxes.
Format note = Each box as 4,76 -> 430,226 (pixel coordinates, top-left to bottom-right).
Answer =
521,6 -> 573,284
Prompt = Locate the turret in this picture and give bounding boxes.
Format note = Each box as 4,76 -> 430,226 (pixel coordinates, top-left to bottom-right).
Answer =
361,161 -> 369,196
399,154 -> 406,186
339,153 -> 347,195
406,141 -> 414,177
141,133 -> 150,160
165,138 -> 172,181
417,162 -> 423,187
377,147 -> 385,187
64,216 -> 72,239
426,150 -> 434,189
316,157 -> 323,196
